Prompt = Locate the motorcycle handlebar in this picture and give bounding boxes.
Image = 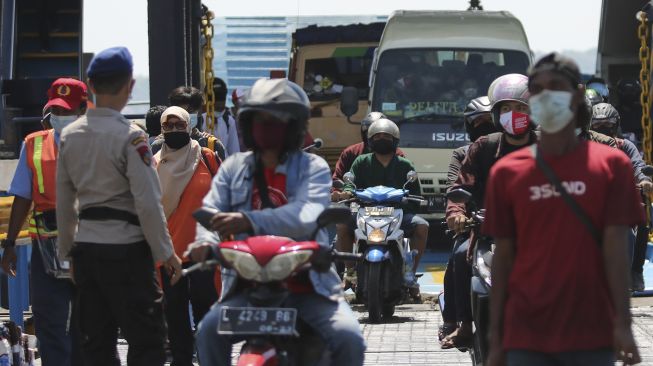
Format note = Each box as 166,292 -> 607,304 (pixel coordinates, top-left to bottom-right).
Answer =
181,259 -> 220,277
402,197 -> 428,205
332,251 -> 364,262
181,250 -> 362,277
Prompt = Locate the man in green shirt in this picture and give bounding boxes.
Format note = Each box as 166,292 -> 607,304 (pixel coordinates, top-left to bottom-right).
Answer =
337,119 -> 429,293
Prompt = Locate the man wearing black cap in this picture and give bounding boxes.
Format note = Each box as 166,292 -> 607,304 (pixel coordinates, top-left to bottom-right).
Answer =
56,46 -> 182,365
483,53 -> 642,366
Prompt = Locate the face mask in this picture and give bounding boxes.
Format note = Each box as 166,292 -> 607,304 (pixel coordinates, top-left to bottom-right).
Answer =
499,111 -> 531,136
164,131 -> 191,149
252,122 -> 287,150
468,122 -> 497,142
189,114 -> 199,130
529,90 -> 574,134
575,128 -> 583,136
464,88 -> 478,99
369,138 -> 396,155
50,115 -> 78,133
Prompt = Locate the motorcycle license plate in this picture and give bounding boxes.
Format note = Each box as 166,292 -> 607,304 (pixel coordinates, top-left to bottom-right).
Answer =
217,307 -> 297,336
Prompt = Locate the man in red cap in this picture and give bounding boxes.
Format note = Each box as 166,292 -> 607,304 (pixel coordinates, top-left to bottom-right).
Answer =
1,78 -> 87,366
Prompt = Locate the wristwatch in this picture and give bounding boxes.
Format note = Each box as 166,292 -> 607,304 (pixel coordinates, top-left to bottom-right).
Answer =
1,239 -> 16,249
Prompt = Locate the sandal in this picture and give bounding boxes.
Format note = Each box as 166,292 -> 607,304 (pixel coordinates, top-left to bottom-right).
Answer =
438,323 -> 456,342
440,328 -> 473,349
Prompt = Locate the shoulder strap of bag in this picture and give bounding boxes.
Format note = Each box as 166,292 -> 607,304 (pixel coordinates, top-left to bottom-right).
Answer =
200,147 -> 220,176
529,145 -> 602,247
222,109 -> 231,133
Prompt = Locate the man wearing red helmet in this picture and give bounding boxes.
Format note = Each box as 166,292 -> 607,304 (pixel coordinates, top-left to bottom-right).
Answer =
2,78 -> 87,365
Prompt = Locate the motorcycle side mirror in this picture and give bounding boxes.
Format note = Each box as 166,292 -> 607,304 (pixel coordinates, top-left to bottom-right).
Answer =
192,207 -> 219,230
340,87 -> 359,122
446,189 -> 472,204
343,172 -> 356,189
404,170 -> 418,189
332,179 -> 345,190
642,165 -> 653,177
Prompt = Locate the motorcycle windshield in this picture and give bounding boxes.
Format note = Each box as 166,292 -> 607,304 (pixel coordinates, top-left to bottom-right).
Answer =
355,186 -> 406,203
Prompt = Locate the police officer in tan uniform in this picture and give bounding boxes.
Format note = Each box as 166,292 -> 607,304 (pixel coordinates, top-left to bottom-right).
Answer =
56,47 -> 182,366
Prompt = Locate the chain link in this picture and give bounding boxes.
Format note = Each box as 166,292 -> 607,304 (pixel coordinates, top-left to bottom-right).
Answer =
637,11 -> 653,235
201,8 -> 216,132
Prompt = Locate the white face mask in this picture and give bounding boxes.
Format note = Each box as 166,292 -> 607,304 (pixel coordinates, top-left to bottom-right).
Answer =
529,90 -> 574,134
50,115 -> 78,133
189,114 -> 198,129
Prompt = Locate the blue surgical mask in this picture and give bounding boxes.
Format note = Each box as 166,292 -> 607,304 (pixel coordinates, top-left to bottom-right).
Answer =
189,114 -> 198,129
50,115 -> 78,133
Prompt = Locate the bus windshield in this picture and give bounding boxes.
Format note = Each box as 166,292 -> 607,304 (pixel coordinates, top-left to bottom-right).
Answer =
372,48 -> 529,148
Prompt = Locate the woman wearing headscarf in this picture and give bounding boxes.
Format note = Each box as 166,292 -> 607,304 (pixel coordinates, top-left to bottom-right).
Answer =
154,106 -> 220,366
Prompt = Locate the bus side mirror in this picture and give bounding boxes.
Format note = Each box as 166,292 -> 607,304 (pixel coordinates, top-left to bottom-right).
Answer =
340,87 -> 359,122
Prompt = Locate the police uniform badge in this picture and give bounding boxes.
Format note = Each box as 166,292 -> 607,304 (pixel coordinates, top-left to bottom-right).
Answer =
132,134 -> 152,166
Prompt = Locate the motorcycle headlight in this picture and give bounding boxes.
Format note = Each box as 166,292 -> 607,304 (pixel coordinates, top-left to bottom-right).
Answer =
263,250 -> 313,281
368,228 -> 386,243
220,248 -> 262,281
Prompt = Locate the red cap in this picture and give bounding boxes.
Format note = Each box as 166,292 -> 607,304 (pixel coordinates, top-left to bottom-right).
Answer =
44,78 -> 88,112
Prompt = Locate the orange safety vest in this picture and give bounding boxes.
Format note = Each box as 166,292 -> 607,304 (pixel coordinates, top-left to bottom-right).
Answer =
24,130 -> 58,237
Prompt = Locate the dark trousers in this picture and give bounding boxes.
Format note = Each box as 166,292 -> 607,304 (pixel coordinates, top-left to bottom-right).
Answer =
31,242 -> 83,366
441,235 -> 473,323
160,263 -> 218,366
632,224 -> 649,273
72,242 -> 167,366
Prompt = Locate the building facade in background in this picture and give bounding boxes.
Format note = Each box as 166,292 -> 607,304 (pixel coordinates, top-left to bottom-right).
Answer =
212,15 -> 386,105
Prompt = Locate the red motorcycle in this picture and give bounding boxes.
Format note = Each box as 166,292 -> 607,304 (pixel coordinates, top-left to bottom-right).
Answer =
188,207 -> 360,366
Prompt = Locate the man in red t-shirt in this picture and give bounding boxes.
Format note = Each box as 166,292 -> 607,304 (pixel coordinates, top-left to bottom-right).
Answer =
483,53 -> 643,366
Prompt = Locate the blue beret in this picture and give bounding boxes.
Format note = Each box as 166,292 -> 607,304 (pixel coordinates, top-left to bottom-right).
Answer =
87,47 -> 133,78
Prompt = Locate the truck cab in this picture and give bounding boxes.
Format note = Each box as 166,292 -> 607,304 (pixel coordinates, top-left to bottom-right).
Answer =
289,23 -> 385,168
367,10 -> 532,219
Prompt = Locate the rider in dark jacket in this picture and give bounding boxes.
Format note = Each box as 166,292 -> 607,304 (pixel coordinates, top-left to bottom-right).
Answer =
440,96 -> 497,347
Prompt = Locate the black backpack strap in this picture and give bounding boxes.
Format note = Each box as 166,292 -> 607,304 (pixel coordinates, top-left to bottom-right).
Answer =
222,109 -> 231,133
529,145 -> 602,247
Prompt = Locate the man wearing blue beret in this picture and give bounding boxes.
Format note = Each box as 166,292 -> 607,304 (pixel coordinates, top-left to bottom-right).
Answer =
56,46 -> 182,365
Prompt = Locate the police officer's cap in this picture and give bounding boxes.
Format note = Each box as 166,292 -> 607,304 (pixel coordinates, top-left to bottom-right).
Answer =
87,47 -> 134,78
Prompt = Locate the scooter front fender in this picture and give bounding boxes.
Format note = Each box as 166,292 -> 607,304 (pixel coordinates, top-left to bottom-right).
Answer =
365,247 -> 388,262
238,343 -> 278,366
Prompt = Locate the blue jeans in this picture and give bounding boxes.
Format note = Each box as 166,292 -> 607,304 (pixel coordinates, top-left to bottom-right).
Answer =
31,242 -> 82,366
506,349 -> 614,366
196,292 -> 366,366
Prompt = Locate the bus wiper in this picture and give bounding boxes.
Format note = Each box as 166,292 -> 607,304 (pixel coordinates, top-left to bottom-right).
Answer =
395,113 -> 457,124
